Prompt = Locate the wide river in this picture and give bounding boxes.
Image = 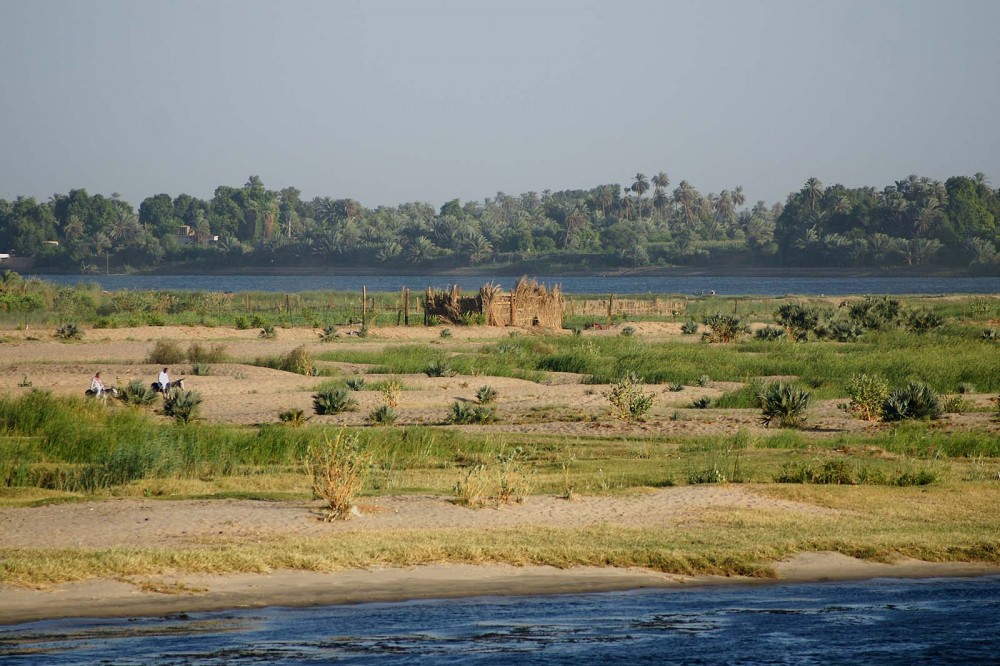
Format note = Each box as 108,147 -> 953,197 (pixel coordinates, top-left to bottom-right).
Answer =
2,576 -> 997,664
28,273 -> 1000,295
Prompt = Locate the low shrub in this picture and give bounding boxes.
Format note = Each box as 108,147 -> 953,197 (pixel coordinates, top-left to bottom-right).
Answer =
754,326 -> 786,341
162,388 -> 202,423
697,374 -> 710,387
146,339 -> 185,365
345,377 -> 366,391
882,381 -> 942,421
774,303 -> 821,341
667,383 -> 685,392
368,405 -> 398,425
313,388 -> 358,415
680,321 -> 699,335
190,363 -> 212,376
701,313 -> 748,343
604,374 -> 655,421
846,373 -> 890,421
187,342 -> 227,363
956,382 -> 976,394
278,408 -> 307,426
690,396 -> 712,409
449,401 -> 496,424
259,325 -> 277,339
425,359 -> 455,377
476,385 -> 499,404
907,309 -> 944,333
620,325 -> 636,337
305,432 -> 370,520
440,328 -> 453,338
118,379 -> 158,406
757,382 -> 810,428
54,322 -> 83,340
318,325 -> 338,342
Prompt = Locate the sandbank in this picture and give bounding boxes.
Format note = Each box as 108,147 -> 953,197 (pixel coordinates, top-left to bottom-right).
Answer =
2,555 -> 997,626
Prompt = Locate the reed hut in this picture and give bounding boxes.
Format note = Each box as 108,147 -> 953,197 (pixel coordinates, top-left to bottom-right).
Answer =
424,278 -> 564,328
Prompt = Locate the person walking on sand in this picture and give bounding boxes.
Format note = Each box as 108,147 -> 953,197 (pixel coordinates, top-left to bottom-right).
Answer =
90,372 -> 106,398
157,367 -> 171,394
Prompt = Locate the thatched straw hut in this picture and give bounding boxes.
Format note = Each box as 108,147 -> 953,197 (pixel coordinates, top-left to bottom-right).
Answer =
424,278 -> 564,328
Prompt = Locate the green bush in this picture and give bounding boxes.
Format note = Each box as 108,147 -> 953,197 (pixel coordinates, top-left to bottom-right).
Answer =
701,313 -> 748,343
846,373 -> 890,421
680,321 -> 699,335
278,408 -> 307,426
690,396 -> 712,409
146,339 -> 185,365
774,304 -> 821,341
604,374 -> 655,421
54,322 -> 83,340
757,382 -> 811,428
849,296 -> 902,330
754,326 -> 786,341
907,309 -> 944,333
318,325 -> 338,342
117,379 -> 159,406
814,320 -> 865,342
956,382 -> 976,394
187,342 -> 227,363
162,388 -> 202,423
368,405 -> 398,425
345,377 -> 366,391
190,363 -> 212,376
620,326 -> 636,337
449,401 -> 496,424
259,325 -> 277,339
313,388 -> 357,415
440,328 -> 453,338
425,359 -> 455,377
476,385 -> 499,404
881,381 -> 942,421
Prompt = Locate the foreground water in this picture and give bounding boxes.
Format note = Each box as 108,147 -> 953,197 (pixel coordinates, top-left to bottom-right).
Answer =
3,576 -> 998,664
29,273 -> 1000,295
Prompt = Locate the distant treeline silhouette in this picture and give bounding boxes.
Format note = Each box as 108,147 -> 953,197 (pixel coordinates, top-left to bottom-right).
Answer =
1,172 -> 997,274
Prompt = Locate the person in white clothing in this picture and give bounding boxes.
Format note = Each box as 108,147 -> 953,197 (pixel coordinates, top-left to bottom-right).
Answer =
90,372 -> 106,397
157,367 -> 171,393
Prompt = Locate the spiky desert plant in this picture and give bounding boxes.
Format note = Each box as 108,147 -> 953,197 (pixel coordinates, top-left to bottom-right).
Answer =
757,381 -> 811,428
368,404 -> 398,425
846,373 -> 890,421
449,401 -> 496,424
881,382 -> 943,421
305,431 -> 371,520
118,378 -> 158,406
162,388 -> 203,423
318,325 -> 338,342
774,303 -> 821,341
54,322 -> 83,340
278,408 -> 307,426
424,358 -> 455,377
701,313 -> 748,343
680,321 -> 699,335
312,387 -> 357,415
754,326 -> 786,341
476,385 -> 499,404
345,377 -> 366,391
907,309 -> 944,333
259,324 -> 277,339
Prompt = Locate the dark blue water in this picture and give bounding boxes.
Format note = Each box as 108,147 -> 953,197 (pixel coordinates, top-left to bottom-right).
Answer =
2,576 -> 998,664
25,273 -> 1000,295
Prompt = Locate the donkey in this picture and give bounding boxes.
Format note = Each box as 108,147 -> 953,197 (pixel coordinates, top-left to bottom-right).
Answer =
151,377 -> 185,394
84,386 -> 119,403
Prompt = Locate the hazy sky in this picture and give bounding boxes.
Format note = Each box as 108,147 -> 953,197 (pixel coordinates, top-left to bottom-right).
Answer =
2,0 -> 998,210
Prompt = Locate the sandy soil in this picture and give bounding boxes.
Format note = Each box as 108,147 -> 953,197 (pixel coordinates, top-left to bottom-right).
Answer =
2,324 -> 995,434
1,323 -> 997,624
1,490 -> 996,625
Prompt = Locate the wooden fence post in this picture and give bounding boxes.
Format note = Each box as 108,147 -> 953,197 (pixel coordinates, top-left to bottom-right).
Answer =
362,286 -> 367,328
425,287 -> 431,326
404,287 -> 410,326
607,293 -> 614,328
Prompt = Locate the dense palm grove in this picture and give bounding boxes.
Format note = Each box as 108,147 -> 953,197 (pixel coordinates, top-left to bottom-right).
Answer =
1,172 -> 997,274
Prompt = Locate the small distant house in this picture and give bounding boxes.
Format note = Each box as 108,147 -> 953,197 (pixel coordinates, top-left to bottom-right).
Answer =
175,225 -> 196,245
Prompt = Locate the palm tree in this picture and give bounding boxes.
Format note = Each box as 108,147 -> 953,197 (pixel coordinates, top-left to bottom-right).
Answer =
732,185 -> 745,208
631,173 -> 650,220
673,181 -> 700,230
804,178 -> 823,213
563,206 -> 589,249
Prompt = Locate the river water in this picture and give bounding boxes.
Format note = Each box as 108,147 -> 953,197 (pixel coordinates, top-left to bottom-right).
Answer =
2,576 -> 998,664
27,274 -> 1000,295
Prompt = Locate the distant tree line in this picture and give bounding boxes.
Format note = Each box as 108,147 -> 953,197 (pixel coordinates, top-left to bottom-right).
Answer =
1,172 -> 997,274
